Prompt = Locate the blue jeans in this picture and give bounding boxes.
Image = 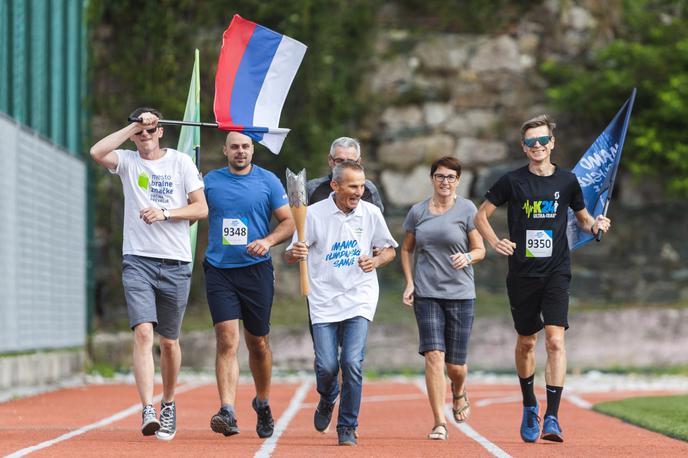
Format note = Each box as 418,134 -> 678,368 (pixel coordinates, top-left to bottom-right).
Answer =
312,316 -> 369,430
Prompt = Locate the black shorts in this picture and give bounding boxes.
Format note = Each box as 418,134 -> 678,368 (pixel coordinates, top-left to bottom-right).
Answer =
204,259 -> 274,336
506,272 -> 571,336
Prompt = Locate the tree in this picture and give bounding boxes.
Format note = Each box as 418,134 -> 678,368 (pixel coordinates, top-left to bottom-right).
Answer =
542,0 -> 688,195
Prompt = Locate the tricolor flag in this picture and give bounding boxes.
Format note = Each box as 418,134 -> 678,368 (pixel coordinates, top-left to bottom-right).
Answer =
566,88 -> 636,250
214,14 -> 307,154
177,50 -> 201,270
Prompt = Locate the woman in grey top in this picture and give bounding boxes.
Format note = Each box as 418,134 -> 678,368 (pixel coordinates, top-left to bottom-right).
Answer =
400,156 -> 485,440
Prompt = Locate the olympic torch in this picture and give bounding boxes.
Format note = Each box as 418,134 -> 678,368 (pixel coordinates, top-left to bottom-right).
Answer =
286,168 -> 310,296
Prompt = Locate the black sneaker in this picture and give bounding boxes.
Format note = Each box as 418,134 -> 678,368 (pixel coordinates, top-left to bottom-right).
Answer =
210,408 -> 240,437
155,401 -> 176,441
314,399 -> 335,433
252,397 -> 274,438
141,404 -> 160,436
338,427 -> 357,446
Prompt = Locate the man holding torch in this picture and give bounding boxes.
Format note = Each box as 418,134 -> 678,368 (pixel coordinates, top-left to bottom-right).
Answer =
284,160 -> 397,446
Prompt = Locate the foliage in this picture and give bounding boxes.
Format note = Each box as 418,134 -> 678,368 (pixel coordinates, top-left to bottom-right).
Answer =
389,0 -> 532,32
87,0 -> 379,174
86,0 -> 381,312
542,0 -> 688,195
594,395 -> 688,441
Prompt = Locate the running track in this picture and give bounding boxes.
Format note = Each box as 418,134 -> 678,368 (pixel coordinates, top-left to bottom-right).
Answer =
1,378 -> 686,457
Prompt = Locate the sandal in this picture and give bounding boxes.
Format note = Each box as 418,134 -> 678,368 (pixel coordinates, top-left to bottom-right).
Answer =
451,383 -> 471,423
427,423 -> 448,440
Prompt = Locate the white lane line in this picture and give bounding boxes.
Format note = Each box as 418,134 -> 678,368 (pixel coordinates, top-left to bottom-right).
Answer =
5,383 -> 204,458
414,380 -> 512,458
474,395 -> 524,408
301,392 -> 425,409
564,392 -> 592,409
254,380 -> 312,458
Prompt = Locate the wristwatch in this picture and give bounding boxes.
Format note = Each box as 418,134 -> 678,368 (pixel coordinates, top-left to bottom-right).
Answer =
465,252 -> 473,264
162,208 -> 170,221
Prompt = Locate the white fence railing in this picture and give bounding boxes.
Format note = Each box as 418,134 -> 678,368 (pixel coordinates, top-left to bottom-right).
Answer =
0,113 -> 86,352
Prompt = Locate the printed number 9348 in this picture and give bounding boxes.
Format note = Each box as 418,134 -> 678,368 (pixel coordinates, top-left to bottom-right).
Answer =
224,227 -> 247,237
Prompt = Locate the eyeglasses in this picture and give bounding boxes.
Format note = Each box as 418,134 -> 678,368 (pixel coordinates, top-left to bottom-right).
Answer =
433,173 -> 458,183
134,127 -> 158,136
523,135 -> 552,147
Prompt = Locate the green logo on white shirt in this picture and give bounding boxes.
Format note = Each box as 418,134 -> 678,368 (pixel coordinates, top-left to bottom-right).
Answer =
138,172 -> 149,190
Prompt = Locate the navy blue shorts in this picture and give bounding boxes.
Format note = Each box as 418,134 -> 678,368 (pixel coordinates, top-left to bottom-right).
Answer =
203,259 -> 274,336
413,297 -> 475,365
506,272 -> 571,336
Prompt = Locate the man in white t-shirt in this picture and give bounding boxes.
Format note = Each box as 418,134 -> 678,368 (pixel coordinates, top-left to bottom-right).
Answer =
90,107 -> 208,441
285,161 -> 397,446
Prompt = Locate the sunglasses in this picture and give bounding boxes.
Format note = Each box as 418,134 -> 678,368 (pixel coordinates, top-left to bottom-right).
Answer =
134,127 -> 158,136
523,135 -> 552,147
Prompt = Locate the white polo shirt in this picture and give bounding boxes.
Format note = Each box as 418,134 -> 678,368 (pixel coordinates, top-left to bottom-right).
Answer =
289,194 -> 398,324
110,148 -> 204,262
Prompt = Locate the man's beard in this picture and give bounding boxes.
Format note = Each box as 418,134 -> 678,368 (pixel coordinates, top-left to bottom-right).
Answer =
231,159 -> 250,170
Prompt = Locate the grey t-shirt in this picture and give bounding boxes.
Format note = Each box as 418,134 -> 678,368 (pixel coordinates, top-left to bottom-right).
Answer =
403,197 -> 478,300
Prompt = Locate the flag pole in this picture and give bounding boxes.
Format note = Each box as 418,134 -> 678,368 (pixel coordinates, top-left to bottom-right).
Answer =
595,87 -> 637,241
129,117 -> 219,128
127,116 -> 286,135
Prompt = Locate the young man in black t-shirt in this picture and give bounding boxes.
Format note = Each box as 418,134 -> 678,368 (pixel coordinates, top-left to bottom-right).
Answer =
475,115 -> 611,444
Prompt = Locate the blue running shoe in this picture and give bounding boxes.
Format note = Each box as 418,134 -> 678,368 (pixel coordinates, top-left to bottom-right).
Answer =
520,402 -> 540,443
541,415 -> 564,442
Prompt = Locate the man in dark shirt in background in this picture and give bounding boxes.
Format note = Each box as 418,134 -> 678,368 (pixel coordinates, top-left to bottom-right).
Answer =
306,137 -> 384,212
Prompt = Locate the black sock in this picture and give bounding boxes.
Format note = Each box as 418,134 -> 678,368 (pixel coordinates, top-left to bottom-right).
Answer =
545,385 -> 563,417
519,374 -> 537,407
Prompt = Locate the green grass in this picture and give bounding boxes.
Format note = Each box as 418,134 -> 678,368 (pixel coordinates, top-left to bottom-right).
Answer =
593,395 -> 688,442
0,347 -> 83,358
576,365 -> 688,376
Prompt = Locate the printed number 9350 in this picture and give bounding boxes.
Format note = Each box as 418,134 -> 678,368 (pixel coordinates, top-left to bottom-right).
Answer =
527,238 -> 551,249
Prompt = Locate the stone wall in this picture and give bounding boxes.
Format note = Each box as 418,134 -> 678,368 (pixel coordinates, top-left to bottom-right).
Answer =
366,1 -> 604,207
326,0 -> 688,306
90,307 -> 688,372
0,350 -> 85,393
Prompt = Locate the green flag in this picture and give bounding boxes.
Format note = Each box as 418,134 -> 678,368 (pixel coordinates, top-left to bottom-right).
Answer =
177,49 -> 201,270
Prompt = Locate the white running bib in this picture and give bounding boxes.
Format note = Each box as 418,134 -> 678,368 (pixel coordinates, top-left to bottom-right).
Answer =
222,218 -> 248,245
526,230 -> 553,258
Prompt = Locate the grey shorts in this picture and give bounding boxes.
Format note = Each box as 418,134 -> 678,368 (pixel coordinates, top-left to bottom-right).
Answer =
122,254 -> 191,340
413,297 -> 475,365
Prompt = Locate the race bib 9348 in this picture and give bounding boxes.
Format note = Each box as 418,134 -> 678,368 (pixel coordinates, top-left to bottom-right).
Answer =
222,218 -> 248,245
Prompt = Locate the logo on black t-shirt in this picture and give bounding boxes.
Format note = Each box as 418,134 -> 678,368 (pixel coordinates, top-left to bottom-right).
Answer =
522,192 -> 560,219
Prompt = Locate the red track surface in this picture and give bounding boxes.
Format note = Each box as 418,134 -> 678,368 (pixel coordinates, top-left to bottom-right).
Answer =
1,380 -> 686,457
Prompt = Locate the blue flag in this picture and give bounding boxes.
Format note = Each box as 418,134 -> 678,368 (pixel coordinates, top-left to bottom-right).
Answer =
567,88 -> 636,250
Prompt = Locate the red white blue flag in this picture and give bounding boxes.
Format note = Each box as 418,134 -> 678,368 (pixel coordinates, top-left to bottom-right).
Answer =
214,14 -> 307,154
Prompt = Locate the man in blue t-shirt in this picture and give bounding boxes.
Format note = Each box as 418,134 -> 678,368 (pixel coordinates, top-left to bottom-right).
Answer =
204,131 -> 295,439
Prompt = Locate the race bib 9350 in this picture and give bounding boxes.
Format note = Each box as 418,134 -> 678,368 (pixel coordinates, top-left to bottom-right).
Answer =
526,230 -> 553,258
